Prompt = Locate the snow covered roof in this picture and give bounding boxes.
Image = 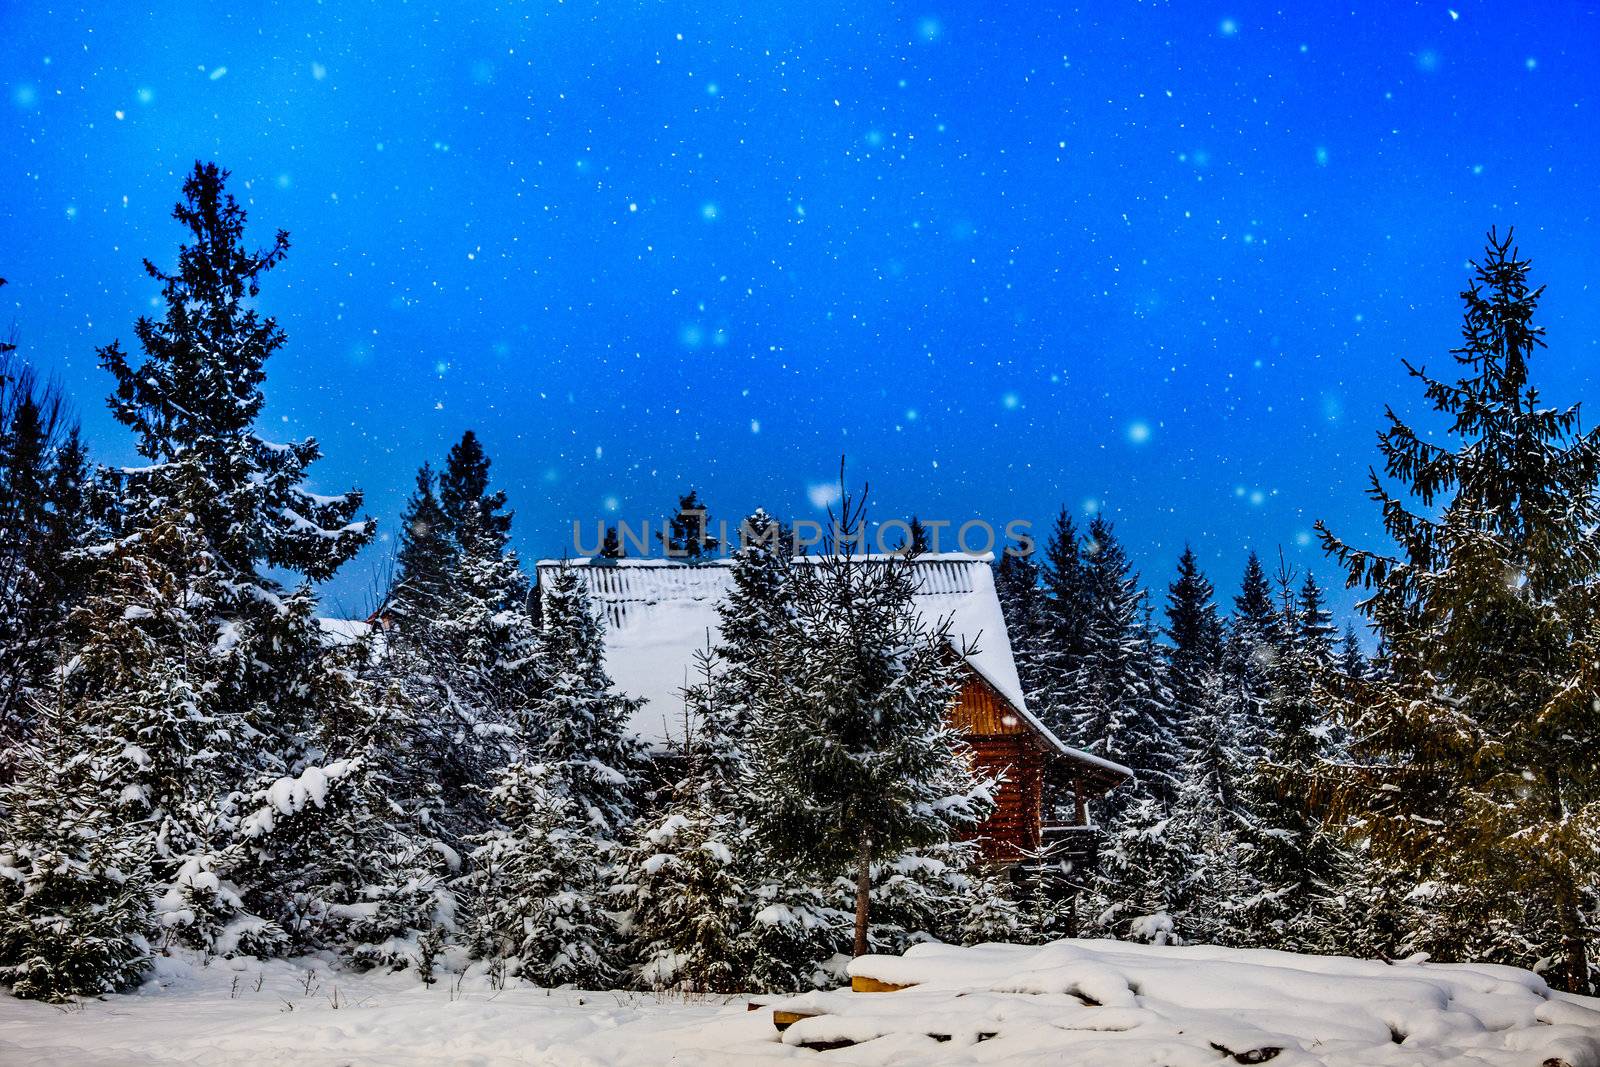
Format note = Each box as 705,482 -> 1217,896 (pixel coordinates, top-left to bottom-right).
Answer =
316,617 -> 372,647
536,553 -> 1129,782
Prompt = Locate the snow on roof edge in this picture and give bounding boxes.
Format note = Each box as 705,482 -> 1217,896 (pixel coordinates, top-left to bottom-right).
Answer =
957,649 -> 1132,780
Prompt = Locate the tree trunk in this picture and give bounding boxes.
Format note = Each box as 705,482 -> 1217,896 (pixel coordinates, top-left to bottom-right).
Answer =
853,831 -> 872,958
1555,865 -> 1591,994
1545,777 -> 1591,994
1566,909 -> 1591,996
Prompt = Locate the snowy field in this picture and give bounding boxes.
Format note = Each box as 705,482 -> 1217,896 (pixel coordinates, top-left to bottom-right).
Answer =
4,940 -> 1600,1066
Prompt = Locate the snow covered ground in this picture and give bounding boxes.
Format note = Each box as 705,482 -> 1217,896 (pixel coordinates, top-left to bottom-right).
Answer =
3,939 -> 1600,1066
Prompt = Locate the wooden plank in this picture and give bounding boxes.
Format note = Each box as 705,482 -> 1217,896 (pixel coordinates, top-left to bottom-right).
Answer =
851,975 -> 914,993
772,1009 -> 818,1031
948,673 -> 1028,735
963,731 -> 1045,860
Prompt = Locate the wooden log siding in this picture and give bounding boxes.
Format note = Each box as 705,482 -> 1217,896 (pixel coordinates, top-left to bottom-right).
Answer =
948,669 -> 1054,863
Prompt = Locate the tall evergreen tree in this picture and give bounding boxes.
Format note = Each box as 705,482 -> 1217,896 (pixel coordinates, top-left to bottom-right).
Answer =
1166,548 -> 1224,671
1317,230 -> 1600,991
993,548 -> 1051,707
616,645 -> 750,992
524,565 -> 642,839
388,463 -> 455,624
717,508 -> 793,730
659,489 -> 719,560
1217,551 -> 1281,770
384,434 -> 539,851
1080,589 -> 1190,927
1041,508 -> 1089,645
1066,518 -> 1179,810
468,563 -> 641,984
713,509 -> 842,990
1232,551 -> 1282,651
437,429 -> 511,551
90,162 -> 376,949
1164,546 -> 1225,754
1158,545 -> 1259,941
429,429 -> 531,675
58,512 -> 241,954
0,693 -> 153,1001
1035,508 -> 1091,734
100,163 -> 372,582
1242,567 -> 1351,952
0,349 -> 91,751
747,484 -> 992,958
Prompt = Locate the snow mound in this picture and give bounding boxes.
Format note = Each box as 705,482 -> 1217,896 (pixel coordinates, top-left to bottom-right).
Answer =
239,759 -> 360,838
757,939 -> 1600,1065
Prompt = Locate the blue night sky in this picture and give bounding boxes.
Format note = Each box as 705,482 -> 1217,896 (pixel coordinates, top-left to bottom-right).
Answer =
4,2 -> 1597,622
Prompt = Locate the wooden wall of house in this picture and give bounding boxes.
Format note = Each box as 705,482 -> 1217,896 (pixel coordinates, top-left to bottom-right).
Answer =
949,673 -> 1028,736
966,736 -> 1047,862
949,673 -> 1047,863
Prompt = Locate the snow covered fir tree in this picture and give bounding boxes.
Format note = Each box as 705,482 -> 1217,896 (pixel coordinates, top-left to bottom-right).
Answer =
3,157 -> 1600,1019
1315,229 -> 1600,993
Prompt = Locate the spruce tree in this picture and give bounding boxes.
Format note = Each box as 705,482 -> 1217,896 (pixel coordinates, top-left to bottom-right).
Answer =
320,667 -> 456,973
715,509 -> 841,990
1035,508 -> 1091,735
1085,790 -> 1199,945
1229,550 -> 1283,671
91,162 -> 376,951
717,508 -> 793,731
438,429 -> 511,551
386,435 -> 539,849
0,693 -> 153,1000
467,562 -> 640,981
0,349 -> 89,752
467,760 -> 613,987
1070,526 -> 1194,939
616,646 -> 749,992
1317,229 -> 1600,991
1066,518 -> 1180,810
1242,567 -> 1351,952
1337,626 -> 1367,683
659,489 -> 719,560
100,163 -> 372,583
994,547 -> 1052,707
389,463 -> 456,624
1217,551 -> 1281,774
58,512 -> 243,953
1166,547 -> 1224,667
905,515 -> 931,554
1164,546 -> 1226,774
1147,551 -> 1258,946
524,564 -> 641,840
746,484 -> 992,958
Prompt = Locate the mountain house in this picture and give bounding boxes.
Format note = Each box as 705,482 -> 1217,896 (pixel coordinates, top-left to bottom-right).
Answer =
536,552 -> 1130,866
